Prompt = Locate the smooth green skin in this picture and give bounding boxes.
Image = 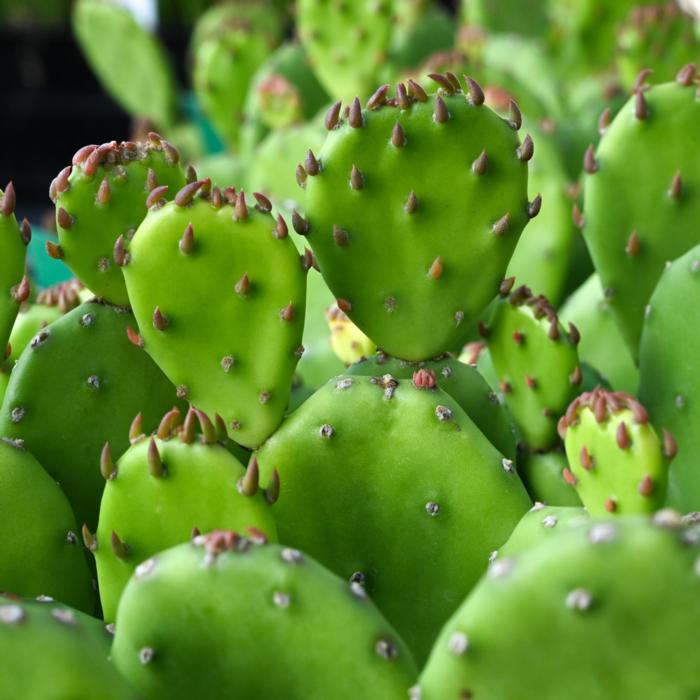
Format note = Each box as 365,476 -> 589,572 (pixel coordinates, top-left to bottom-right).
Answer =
564,407 -> 668,516
418,516 -> 700,699
583,80 -> 700,358
488,299 -> 579,450
8,304 -> 62,362
113,540 -> 417,699
72,0 -> 177,129
0,365 -> 8,405
560,274 -> 638,394
461,0 -> 550,38
193,29 -> 273,150
519,450 -> 582,507
0,301 -> 181,528
305,92 -> 530,361
498,503 -> 589,556
96,437 -> 277,621
256,375 -> 531,663
506,120 -> 577,306
0,440 -> 95,612
56,149 -> 186,305
347,353 -> 517,461
298,0 -> 394,102
0,595 -> 136,699
639,245 -> 700,511
192,152 -> 248,191
124,199 -> 306,448
0,194 -> 26,354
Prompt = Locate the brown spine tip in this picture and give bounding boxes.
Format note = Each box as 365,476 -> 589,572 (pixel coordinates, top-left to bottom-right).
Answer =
147,437 -> 165,477
583,145 -> 598,174
508,100 -> 522,130
563,467 -> 578,486
57,207 -> 74,229
428,72 -> 455,95
195,409 -> 217,444
305,150 -> 320,176
629,400 -> 649,425
568,322 -> 580,345
525,374 -> 537,389
548,320 -> 560,341
301,247 -> 316,272
184,164 -> 197,184
11,276 -> 30,303
179,223 -> 195,254
663,429 -> 677,459
129,413 -> 144,443
465,76 -> 485,106
336,298 -> 352,313
54,166 -> 71,195
405,191 -> 418,214
517,134 -> 534,162
111,531 -> 129,558
253,192 -> 272,213
292,210 -> 310,235
638,474 -> 654,497
152,307 -> 169,331
634,90 -> 649,120
350,165 -> 364,190
499,276 -> 515,297
616,421 -> 631,449
632,68 -> 653,93
96,178 -> 111,206
445,71 -> 461,91
82,524 -> 97,552
274,214 -> 288,239
472,149 -> 488,175
580,446 -> 593,471
180,408 -> 196,444
234,191 -> 248,221
572,203 -> 584,230
100,442 -> 116,480
161,140 -> 180,165
427,256 -> 443,280
407,79 -> 428,102
174,180 -> 205,207
214,413 -> 228,442
145,168 -> 158,192
433,95 -> 449,123
280,302 -> 295,322
72,144 -> 97,165
113,235 -> 127,267
492,213 -> 510,236
265,468 -> 280,504
668,170 -> 682,200
235,273 -> 250,297
512,330 -> 524,345
295,164 -> 307,189
391,122 -> 406,148
598,107 -> 612,136
126,326 -> 144,348
604,498 -> 617,513
366,84 -> 390,110
396,82 -> 410,110
676,63 -> 696,86
626,231 -> 640,257
239,457 -> 259,496
527,194 -> 542,219
325,100 -> 342,130
333,225 -> 349,247
146,185 -> 169,208
20,218 -> 31,246
478,321 -> 490,338
569,365 -> 583,386
157,407 -> 182,439
348,97 -> 363,127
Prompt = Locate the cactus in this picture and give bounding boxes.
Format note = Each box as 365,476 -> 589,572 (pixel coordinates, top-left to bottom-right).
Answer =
0,594 -> 136,698
582,68 -> 700,356
639,243 -> 700,511
327,302 -> 377,365
519,450 -> 582,507
485,283 -> 581,450
50,137 -> 186,306
559,387 -> 671,515
256,373 -> 531,662
460,0 -> 550,39
417,511 -> 700,699
0,183 -> 30,357
301,76 -> 533,360
347,352 -> 517,460
91,406 -> 278,621
122,184 -> 306,449
72,0 -> 178,130
0,439 -> 95,612
560,273 -> 638,393
111,531 -> 417,699
0,301 -> 181,528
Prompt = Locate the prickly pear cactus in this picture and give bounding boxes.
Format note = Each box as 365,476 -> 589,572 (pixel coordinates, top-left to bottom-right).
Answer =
256,374 -> 531,662
0,594 -> 136,699
123,184 -> 306,448
639,243 -> 700,511
92,406 -> 278,621
0,183 -> 30,356
519,450 -> 582,507
559,388 -> 672,515
327,302 -> 376,365
301,76 -> 533,360
0,439 -> 95,612
0,301 -> 181,528
582,69 -> 700,356
486,283 -> 581,449
347,352 -> 517,460
51,137 -> 186,305
417,512 -> 700,699
298,0 -> 394,101
112,531 -> 417,699
460,0 -> 549,38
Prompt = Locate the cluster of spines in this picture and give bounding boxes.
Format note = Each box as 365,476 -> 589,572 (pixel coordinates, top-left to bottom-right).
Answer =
35,279 -> 84,313
2,182 -> 32,308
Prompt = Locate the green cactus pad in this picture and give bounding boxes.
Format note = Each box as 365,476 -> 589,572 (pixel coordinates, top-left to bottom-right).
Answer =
582,72 -> 700,356
0,594 -> 136,699
326,302 -> 377,365
112,531 -> 417,699
256,373 -> 531,662
0,184 -> 30,356
639,243 -> 700,511
93,406 -> 278,621
51,137 -> 186,305
347,352 -> 516,460
123,184 -> 306,448
417,512 -> 700,699
0,301 -> 181,528
0,439 -> 94,612
560,388 -> 671,516
486,283 -> 581,450
302,76 -> 533,360
518,450 -> 582,507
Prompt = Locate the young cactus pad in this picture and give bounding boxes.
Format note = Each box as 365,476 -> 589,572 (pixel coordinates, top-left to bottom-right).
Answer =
255,373 -> 531,663
582,68 -> 700,356
486,283 -> 581,449
122,185 -> 306,448
92,406 -> 278,621
0,301 -> 181,528
112,532 -> 417,699
51,137 -> 186,305
416,512 -> 700,699
300,76 -> 534,361
559,388 -> 672,516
